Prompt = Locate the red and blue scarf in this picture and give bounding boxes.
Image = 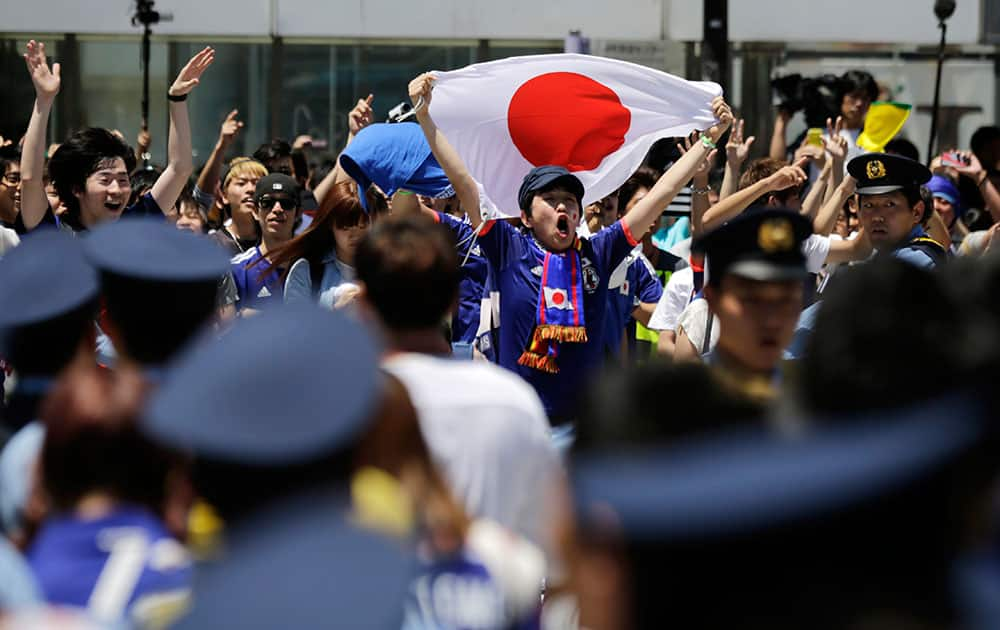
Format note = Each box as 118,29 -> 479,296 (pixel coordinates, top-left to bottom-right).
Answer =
518,239 -> 588,373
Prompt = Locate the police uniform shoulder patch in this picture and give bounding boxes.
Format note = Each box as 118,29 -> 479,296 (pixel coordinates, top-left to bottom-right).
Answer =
758,218 -> 795,254
866,159 -> 886,180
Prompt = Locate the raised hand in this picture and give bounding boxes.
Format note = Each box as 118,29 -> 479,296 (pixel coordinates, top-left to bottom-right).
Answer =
769,158 -> 808,191
408,73 -> 435,112
823,116 -> 848,165
951,150 -> 984,179
725,118 -> 755,166
219,109 -> 244,146
706,96 -> 734,143
169,46 -> 215,98
678,131 -> 716,179
348,94 -> 374,136
24,40 -> 60,100
137,128 -> 151,152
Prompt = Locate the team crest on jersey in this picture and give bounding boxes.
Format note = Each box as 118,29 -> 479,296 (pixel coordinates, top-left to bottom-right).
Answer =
619,279 -> 630,296
581,257 -> 600,292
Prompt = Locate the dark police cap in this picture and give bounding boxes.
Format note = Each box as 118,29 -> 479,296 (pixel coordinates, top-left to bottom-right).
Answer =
573,394 -> 985,541
255,173 -> 301,206
694,207 -> 812,284
517,165 -> 585,212
848,152 -> 932,195
0,229 -> 98,329
142,304 -> 382,465
83,217 -> 229,282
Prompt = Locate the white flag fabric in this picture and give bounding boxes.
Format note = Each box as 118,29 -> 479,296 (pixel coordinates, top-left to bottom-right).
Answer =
429,53 -> 722,219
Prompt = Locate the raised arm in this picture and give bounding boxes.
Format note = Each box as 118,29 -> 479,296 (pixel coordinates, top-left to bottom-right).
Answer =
701,158 -> 808,231
676,132 -> 717,237
195,109 -> 243,205
150,47 -> 214,213
623,97 -> 733,239
314,94 -> 373,206
800,161 -> 830,221
409,73 -> 481,229
721,118 -> 754,200
19,40 -> 60,231
822,116 -> 847,204
769,109 -> 791,160
953,151 -> 1000,223
813,175 -> 855,236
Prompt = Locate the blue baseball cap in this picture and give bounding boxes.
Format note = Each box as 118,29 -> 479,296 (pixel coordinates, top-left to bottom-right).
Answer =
0,229 -> 98,329
927,174 -> 961,208
517,165 -> 585,212
82,217 -> 229,282
141,304 -> 383,464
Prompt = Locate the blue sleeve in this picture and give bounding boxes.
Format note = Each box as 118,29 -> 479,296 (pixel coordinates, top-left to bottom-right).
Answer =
230,263 -> 248,303
436,212 -> 478,256
13,204 -> 58,235
476,219 -> 519,271
127,192 -> 165,219
590,220 -> 640,275
633,259 -> 663,305
893,247 -> 936,269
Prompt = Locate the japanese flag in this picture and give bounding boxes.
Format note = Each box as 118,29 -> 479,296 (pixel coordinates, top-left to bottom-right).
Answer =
429,53 -> 722,218
543,287 -> 574,311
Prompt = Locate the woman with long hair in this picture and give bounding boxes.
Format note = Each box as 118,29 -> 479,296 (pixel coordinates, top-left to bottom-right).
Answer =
272,180 -> 388,309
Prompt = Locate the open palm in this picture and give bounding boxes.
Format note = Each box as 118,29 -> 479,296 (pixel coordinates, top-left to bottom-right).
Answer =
169,47 -> 215,97
24,40 -> 60,99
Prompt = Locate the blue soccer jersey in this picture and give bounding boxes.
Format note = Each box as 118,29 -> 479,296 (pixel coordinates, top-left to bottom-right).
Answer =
434,212 -> 489,345
604,253 -> 663,360
28,506 -> 191,624
231,246 -> 283,311
477,219 -> 637,419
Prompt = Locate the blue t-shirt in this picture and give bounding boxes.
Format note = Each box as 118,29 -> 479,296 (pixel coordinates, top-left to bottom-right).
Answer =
604,254 -> 663,359
435,212 -> 489,344
28,506 -> 191,619
478,219 -> 637,419
231,246 -> 283,311
892,227 -> 944,269
405,551 -> 539,630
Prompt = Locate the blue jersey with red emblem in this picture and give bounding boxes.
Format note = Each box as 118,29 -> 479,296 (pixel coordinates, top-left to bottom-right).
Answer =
231,246 -> 283,311
604,254 -> 663,359
477,219 -> 637,420
28,506 -> 191,622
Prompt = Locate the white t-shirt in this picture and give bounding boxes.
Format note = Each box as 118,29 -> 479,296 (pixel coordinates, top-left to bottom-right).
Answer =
0,225 -> 19,258
802,233 -> 831,274
383,353 -> 562,567
677,297 -> 719,355
647,266 -> 694,332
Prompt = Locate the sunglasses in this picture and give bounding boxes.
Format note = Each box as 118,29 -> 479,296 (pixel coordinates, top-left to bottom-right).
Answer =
258,196 -> 297,211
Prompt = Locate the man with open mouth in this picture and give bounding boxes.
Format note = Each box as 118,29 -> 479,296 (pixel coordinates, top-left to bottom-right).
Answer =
848,152 -> 946,268
409,72 -> 733,425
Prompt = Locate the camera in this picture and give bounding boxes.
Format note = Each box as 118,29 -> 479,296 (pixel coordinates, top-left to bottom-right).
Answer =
386,102 -> 417,124
770,73 -> 843,128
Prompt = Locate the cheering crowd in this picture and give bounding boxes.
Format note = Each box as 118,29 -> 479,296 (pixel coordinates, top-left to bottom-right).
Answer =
1,39 -> 1000,630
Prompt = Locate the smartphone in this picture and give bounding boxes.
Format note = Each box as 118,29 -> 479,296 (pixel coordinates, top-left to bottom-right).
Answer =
940,151 -> 969,168
806,128 -> 824,148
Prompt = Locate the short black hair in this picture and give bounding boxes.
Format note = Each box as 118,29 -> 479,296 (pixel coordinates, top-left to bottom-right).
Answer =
100,272 -> 218,366
617,167 -> 660,213
356,215 -> 460,331
48,128 -> 137,225
970,126 -> 1000,160
0,145 -> 21,175
253,139 -> 293,176
129,165 -> 163,207
884,138 -> 920,163
840,69 -> 878,102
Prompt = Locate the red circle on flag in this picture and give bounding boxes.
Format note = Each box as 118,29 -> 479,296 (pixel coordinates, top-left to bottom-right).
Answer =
507,72 -> 631,172
552,291 -> 565,305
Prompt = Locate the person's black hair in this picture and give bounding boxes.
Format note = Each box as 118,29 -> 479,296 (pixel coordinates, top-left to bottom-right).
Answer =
884,138 -> 920,163
291,148 -> 309,185
801,260 -> 965,415
840,69 -> 878,102
129,165 -> 163,207
355,214 -> 460,331
307,157 -> 337,191
617,167 -> 660,213
48,128 -> 137,226
100,272 -> 218,366
970,125 -> 1000,162
2,298 -> 98,376
0,145 -> 22,176
252,139 -> 293,176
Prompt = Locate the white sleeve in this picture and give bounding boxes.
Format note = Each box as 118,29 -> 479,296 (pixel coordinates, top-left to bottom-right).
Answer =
802,234 -> 832,274
283,258 -> 313,304
647,272 -> 689,332
677,298 -> 719,353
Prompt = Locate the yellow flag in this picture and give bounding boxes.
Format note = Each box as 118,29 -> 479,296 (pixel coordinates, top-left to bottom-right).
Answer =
857,101 -> 912,152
